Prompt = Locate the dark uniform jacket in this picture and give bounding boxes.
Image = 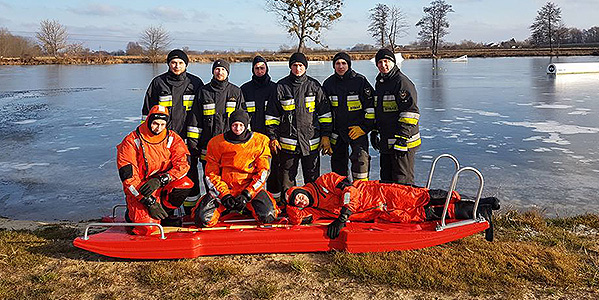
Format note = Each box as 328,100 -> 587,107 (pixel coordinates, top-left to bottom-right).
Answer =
374,66 -> 421,154
142,71 -> 203,136
322,69 -> 375,145
265,73 -> 332,156
186,78 -> 245,160
240,74 -> 276,134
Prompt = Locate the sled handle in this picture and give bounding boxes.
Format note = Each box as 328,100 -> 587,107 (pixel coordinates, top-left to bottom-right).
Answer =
437,166 -> 484,230
111,204 -> 128,219
426,154 -> 460,189
82,223 -> 166,240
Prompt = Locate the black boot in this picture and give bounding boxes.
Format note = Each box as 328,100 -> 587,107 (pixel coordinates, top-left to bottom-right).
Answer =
454,201 -> 494,242
477,204 -> 494,242
454,201 -> 475,219
479,197 -> 500,210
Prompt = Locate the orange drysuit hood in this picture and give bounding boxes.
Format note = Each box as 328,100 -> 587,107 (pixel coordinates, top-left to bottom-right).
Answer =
139,105 -> 169,142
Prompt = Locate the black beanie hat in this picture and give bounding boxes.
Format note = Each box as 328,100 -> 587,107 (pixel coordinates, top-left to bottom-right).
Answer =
166,49 -> 189,65
375,48 -> 396,64
229,109 -> 250,128
289,52 -> 308,69
252,55 -> 268,73
332,52 -> 351,69
146,113 -> 169,133
287,188 -> 314,207
212,59 -> 230,74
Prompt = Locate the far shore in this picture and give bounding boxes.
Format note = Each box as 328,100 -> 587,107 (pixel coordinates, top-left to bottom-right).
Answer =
2,47 -> 599,66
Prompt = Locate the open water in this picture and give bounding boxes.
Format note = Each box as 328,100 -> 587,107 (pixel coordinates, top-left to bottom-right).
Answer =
1,56 -> 598,221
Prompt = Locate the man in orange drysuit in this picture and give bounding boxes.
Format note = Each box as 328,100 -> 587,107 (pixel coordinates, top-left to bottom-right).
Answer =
116,105 -> 193,235
192,109 -> 280,227
285,172 -> 500,241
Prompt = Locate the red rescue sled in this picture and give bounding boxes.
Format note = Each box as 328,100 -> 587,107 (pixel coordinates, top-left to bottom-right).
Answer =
74,154 -> 491,259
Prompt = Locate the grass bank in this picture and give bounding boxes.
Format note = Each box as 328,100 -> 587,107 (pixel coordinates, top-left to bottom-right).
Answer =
2,47 -> 598,65
0,211 -> 597,300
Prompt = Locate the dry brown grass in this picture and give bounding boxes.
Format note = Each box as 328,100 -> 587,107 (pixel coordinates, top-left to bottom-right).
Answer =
0,211 -> 598,300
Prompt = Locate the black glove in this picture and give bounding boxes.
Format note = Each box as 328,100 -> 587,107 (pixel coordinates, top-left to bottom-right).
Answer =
393,135 -> 408,152
139,174 -> 170,197
233,190 -> 251,211
370,131 -> 380,151
221,194 -> 236,210
141,196 -> 168,220
326,207 -> 353,239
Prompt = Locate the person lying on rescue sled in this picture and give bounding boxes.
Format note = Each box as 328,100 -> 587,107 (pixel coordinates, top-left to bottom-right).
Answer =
116,105 -> 193,235
285,172 -> 500,241
192,109 -> 280,227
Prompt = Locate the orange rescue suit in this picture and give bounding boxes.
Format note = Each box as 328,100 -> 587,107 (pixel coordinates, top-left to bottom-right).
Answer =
286,172 -> 460,225
116,105 -> 191,235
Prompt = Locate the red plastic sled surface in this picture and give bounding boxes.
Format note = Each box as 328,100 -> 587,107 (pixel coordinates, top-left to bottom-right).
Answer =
73,217 -> 489,259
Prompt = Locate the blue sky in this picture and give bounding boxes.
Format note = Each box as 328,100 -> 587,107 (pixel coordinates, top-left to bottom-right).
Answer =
0,0 -> 597,51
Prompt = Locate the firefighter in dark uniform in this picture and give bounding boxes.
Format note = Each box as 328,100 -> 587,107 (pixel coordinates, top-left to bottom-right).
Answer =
142,49 -> 203,211
322,52 -> 375,182
186,59 -> 245,212
240,56 -> 282,201
265,52 -> 332,194
370,48 -> 421,185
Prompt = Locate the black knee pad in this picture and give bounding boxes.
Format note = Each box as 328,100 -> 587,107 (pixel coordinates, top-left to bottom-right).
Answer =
194,194 -> 219,227
251,191 -> 276,224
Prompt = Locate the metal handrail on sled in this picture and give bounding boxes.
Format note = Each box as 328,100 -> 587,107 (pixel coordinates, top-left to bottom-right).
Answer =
436,166 -> 485,231
111,204 -> 128,219
426,154 -> 460,189
82,223 -> 166,240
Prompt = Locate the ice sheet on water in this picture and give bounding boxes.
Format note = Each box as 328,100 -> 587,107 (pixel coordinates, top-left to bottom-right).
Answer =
534,104 -> 572,109
501,120 -> 599,135
0,87 -> 102,101
110,116 -> 140,123
453,107 -> 509,118
0,162 -> 50,171
56,147 -> 80,153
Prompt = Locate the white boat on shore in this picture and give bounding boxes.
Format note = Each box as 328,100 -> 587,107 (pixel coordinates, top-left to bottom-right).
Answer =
451,55 -> 468,62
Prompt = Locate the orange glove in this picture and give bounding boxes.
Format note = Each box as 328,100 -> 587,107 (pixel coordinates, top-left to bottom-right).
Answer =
269,139 -> 281,154
348,126 -> 366,140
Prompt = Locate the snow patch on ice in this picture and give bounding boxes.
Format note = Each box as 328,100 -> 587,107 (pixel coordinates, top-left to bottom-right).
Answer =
110,116 -> 140,123
533,148 -> 552,152
534,104 -> 572,109
453,107 -> 508,118
0,162 -> 50,171
14,119 -> 37,125
56,147 -> 80,153
440,119 -> 453,123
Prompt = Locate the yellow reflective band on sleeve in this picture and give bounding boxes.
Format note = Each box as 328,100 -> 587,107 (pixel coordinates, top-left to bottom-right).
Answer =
399,112 -> 420,125
382,96 -> 398,112
158,95 -> 173,107
200,148 -> 207,161
365,108 -> 375,119
399,117 -> 419,125
186,126 -> 201,139
347,100 -> 362,111
330,132 -> 338,145
265,115 -> 280,126
280,137 -> 297,151
246,101 -> 256,112
309,138 -> 320,151
330,95 -> 338,107
281,99 -> 295,111
318,112 -> 332,123
226,101 -> 236,114
203,103 -> 216,116
407,133 -> 421,149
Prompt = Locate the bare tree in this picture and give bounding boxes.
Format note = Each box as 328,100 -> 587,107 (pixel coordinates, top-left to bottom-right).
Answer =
139,25 -> 171,62
416,0 -> 454,57
36,19 -> 68,57
387,6 -> 409,51
529,2 -> 562,52
368,4 -> 388,48
266,0 -> 343,53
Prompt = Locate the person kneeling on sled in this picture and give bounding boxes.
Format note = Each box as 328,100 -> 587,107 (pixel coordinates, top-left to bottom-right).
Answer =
116,105 -> 193,235
192,109 -> 280,227
285,172 -> 500,241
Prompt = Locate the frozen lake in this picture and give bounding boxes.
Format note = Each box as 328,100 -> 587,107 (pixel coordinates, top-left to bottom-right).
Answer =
1,56 -> 598,221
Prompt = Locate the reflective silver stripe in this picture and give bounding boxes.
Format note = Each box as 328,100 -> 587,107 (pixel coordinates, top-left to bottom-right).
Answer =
400,112 -> 420,119
183,95 -> 194,100
159,95 -> 172,101
187,126 -> 202,134
133,138 -> 141,149
352,171 -> 369,180
281,99 -> 294,106
271,192 -> 281,199
265,115 -> 280,121
322,187 -> 329,194
330,132 -> 339,139
343,192 -> 351,205
365,108 -> 374,114
305,96 -> 315,102
205,176 -> 220,198
347,95 -> 359,101
383,95 -> 395,101
252,170 -> 268,191
246,101 -> 256,108
226,102 -> 236,107
128,185 -> 140,197
388,138 -> 396,146
203,103 -> 215,109
309,138 -> 320,146
329,95 -> 338,101
407,133 -> 421,143
319,112 -> 332,118
280,137 -> 298,145
166,136 -> 174,148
